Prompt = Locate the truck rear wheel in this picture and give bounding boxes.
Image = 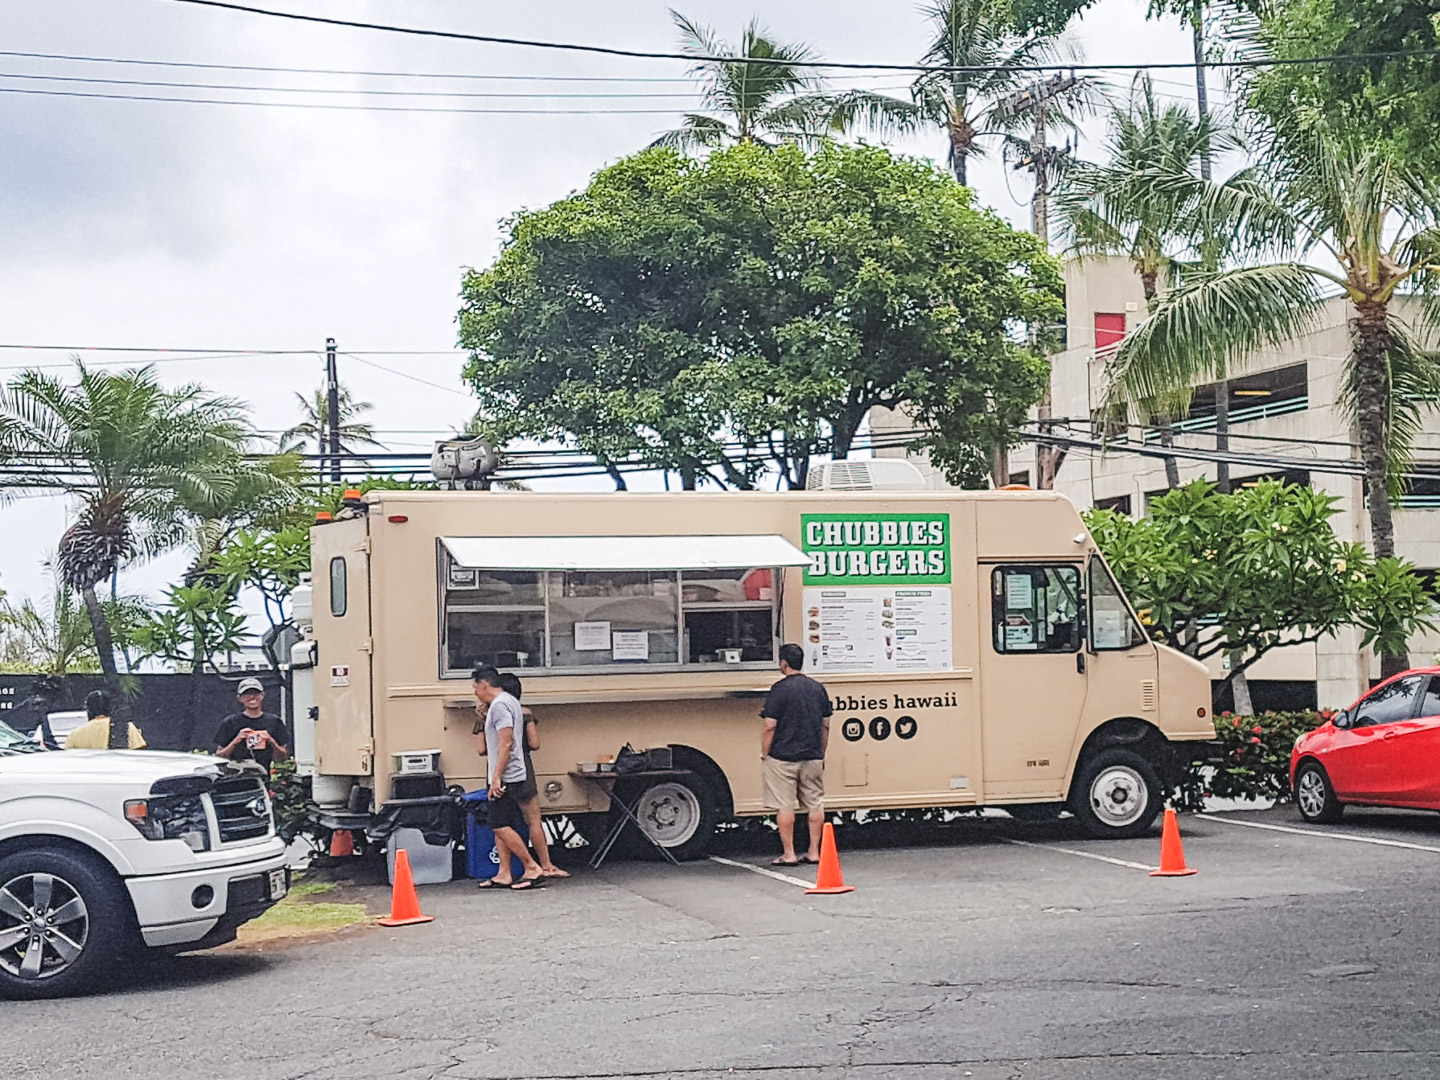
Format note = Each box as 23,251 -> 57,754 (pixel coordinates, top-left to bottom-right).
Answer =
614,772 -> 719,862
1069,748 -> 1163,839
0,847 -> 134,1000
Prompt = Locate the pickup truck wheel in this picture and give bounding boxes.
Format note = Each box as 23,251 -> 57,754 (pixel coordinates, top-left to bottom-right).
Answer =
0,848 -> 132,1000
1070,748 -> 1163,839
614,772 -> 719,862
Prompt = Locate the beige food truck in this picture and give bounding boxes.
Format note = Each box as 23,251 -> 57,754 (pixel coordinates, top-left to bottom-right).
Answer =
294,474 -> 1216,859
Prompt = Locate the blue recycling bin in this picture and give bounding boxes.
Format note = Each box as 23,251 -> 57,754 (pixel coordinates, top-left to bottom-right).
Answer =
461,789 -> 528,879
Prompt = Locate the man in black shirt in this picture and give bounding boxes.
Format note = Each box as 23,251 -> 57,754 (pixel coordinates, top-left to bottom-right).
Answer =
761,643 -> 832,866
215,677 -> 290,776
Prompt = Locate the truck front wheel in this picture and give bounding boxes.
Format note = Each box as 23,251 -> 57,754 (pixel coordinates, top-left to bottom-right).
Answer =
615,772 -> 719,862
0,847 -> 134,1000
1069,748 -> 1163,839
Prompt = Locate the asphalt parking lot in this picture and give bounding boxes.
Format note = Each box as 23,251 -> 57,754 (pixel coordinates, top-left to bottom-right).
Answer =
12,805 -> 1440,1080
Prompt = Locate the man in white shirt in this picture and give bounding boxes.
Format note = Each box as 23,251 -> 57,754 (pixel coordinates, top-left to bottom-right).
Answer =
472,666 -> 545,890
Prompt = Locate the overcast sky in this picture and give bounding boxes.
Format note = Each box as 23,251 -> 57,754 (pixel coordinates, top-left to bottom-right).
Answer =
0,0 -> 1210,614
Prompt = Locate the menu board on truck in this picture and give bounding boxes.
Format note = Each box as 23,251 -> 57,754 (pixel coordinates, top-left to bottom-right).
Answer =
802,587 -> 953,674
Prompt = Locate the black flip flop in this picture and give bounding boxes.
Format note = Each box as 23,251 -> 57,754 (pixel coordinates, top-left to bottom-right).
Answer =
771,857 -> 802,867
801,856 -> 820,865
510,877 -> 547,891
477,878 -> 510,890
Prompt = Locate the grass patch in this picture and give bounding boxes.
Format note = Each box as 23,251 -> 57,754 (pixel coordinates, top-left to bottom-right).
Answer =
234,873 -> 371,944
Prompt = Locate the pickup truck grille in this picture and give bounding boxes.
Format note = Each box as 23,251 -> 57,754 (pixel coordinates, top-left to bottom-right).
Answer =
210,775 -> 273,843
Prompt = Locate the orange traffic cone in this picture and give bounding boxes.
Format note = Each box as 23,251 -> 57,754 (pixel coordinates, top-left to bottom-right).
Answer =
328,829 -> 354,857
1149,808 -> 1197,877
379,849 -> 435,926
805,822 -> 855,895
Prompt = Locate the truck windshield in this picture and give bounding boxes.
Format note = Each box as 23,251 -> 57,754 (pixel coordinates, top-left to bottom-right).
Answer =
0,720 -> 43,755
1088,557 -> 1147,650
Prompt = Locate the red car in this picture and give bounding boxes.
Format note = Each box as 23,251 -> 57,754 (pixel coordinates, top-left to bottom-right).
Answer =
1290,667 -> 1440,822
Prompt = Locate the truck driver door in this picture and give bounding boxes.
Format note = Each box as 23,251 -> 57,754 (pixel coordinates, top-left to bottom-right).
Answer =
978,564 -> 1088,799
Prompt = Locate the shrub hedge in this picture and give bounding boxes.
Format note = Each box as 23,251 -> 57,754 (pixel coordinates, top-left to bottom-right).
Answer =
1173,709 -> 1332,810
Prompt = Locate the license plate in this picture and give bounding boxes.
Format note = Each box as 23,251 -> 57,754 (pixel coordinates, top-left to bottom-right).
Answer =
268,868 -> 289,900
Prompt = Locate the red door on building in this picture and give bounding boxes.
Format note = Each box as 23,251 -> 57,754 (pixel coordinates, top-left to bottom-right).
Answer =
1095,312 -> 1127,351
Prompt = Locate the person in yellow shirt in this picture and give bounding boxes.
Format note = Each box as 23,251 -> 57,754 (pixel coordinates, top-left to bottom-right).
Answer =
63,690 -> 147,750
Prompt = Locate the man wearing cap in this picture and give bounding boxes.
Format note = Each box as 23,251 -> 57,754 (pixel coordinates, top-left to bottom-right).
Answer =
215,677 -> 290,775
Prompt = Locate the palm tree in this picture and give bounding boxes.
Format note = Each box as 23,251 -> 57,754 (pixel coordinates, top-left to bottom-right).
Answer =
878,0 -> 1083,187
651,12 -> 842,150
1054,76 -> 1244,487
0,364 -> 263,744
279,385 -> 383,458
0,571 -> 100,676
1103,126 -> 1440,677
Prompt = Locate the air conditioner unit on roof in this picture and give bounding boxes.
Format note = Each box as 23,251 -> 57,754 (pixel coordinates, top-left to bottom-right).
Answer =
806,459 -> 928,492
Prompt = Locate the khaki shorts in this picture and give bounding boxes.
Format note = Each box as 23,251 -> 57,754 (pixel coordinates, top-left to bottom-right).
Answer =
763,757 -> 825,813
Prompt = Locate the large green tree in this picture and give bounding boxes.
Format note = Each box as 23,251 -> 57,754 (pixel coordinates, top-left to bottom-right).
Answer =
1102,125 -> 1440,676
1243,0 -> 1440,175
1086,481 -> 1436,710
0,364 -> 278,745
459,142 -> 1061,489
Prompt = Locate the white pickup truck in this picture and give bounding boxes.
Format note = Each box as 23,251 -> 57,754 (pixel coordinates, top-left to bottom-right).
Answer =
0,736 -> 290,999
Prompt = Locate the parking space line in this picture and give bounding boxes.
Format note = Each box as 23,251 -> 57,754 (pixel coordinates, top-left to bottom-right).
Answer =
1202,814 -> 1440,853
1000,836 -> 1156,872
707,855 -> 813,889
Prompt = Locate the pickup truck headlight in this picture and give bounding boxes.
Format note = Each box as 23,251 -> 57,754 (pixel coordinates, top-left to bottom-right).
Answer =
124,795 -> 211,851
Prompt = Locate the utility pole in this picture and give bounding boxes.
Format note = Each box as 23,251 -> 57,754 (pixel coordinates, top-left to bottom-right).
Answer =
1002,73 -> 1078,490
325,337 -> 341,484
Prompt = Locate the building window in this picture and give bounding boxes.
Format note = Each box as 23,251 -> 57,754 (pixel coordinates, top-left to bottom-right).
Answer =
1095,312 -> 1126,352
1093,494 -> 1132,516
329,557 -> 347,617
1178,362 -> 1308,432
1398,472 -> 1440,510
438,552 -> 779,677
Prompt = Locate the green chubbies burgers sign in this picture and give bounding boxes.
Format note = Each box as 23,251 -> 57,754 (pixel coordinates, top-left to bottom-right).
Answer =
801,513 -> 951,585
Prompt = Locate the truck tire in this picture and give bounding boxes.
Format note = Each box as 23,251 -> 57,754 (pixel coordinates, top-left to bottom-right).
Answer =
1069,748 -> 1163,839
1293,760 -> 1343,823
614,772 -> 720,862
0,847 -> 135,1000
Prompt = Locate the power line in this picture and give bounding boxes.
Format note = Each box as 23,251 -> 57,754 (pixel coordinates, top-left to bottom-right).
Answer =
341,353 -> 473,398
159,0 -> 1440,75
0,85 -> 686,114
0,344 -> 462,355
0,49 -> 902,84
0,70 -> 737,100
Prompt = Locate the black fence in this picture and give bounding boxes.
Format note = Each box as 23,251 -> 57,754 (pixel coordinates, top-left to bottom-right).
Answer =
0,671 -> 288,752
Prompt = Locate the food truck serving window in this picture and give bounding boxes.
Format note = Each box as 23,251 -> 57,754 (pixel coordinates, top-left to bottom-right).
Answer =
991,565 -> 1081,653
437,535 -> 807,676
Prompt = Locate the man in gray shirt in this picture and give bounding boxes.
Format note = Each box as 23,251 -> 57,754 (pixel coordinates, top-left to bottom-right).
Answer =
473,666 -> 544,889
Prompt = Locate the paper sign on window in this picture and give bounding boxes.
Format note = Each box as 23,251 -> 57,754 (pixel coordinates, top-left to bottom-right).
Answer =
611,630 -> 650,661
574,621 -> 611,651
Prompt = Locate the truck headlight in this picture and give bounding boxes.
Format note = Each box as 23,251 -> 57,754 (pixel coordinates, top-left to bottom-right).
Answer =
124,796 -> 211,851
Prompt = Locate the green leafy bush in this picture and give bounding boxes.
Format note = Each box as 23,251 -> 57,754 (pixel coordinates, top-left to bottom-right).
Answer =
1173,709 -> 1332,810
268,759 -> 315,844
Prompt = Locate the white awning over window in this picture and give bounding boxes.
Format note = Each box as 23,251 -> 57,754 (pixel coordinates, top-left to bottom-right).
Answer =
440,534 -> 809,572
